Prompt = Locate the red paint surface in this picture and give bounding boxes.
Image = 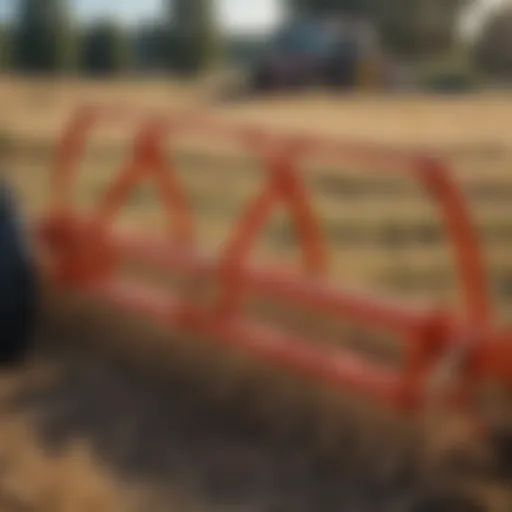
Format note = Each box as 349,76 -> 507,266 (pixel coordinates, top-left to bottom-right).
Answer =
37,104 -> 511,416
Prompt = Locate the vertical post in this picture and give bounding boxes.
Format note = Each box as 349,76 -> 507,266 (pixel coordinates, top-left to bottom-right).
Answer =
92,119 -> 194,246
51,105 -> 98,213
216,147 -> 327,317
418,156 -> 491,329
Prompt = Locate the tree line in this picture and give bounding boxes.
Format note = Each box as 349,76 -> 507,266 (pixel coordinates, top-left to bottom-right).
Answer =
0,0 -> 220,76
0,0 -> 511,81
290,0 -> 512,81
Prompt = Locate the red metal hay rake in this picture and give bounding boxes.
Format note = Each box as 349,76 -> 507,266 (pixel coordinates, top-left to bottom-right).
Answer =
37,104 -> 512,421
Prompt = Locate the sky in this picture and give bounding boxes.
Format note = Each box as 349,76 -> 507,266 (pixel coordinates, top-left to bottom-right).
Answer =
0,0 -> 284,33
0,0 -> 505,36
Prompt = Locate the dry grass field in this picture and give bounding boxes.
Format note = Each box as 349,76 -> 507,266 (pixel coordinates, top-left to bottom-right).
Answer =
6,78 -> 512,317
2,77 -> 512,511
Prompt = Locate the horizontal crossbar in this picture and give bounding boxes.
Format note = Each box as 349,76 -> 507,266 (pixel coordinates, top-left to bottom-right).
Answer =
81,276 -> 405,407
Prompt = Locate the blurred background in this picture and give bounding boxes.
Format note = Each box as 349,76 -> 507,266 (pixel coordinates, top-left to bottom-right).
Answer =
2,2 -> 512,512
0,0 -> 511,92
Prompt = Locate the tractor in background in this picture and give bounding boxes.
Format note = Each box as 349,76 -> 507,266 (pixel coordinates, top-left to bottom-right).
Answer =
250,15 -> 387,92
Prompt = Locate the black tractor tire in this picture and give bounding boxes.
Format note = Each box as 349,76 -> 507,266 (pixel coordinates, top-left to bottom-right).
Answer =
0,180 -> 37,366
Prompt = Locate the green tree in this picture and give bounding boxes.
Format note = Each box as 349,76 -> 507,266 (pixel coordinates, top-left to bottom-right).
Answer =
473,5 -> 512,80
287,0 -> 471,58
81,20 -> 131,75
165,0 -> 221,76
133,22 -> 167,71
13,0 -> 76,73
381,0 -> 469,58
0,25 -> 12,70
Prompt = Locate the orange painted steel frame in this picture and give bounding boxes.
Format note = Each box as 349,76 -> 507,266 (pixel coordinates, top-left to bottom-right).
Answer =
37,104 -> 512,416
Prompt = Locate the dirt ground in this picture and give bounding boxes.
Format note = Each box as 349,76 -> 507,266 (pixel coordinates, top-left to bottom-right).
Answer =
2,78 -> 512,511
1,297 -> 507,512
2,77 -> 512,151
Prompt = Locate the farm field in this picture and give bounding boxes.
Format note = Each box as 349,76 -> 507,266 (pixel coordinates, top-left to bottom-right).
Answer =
2,78 -> 512,511
6,78 -> 512,320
